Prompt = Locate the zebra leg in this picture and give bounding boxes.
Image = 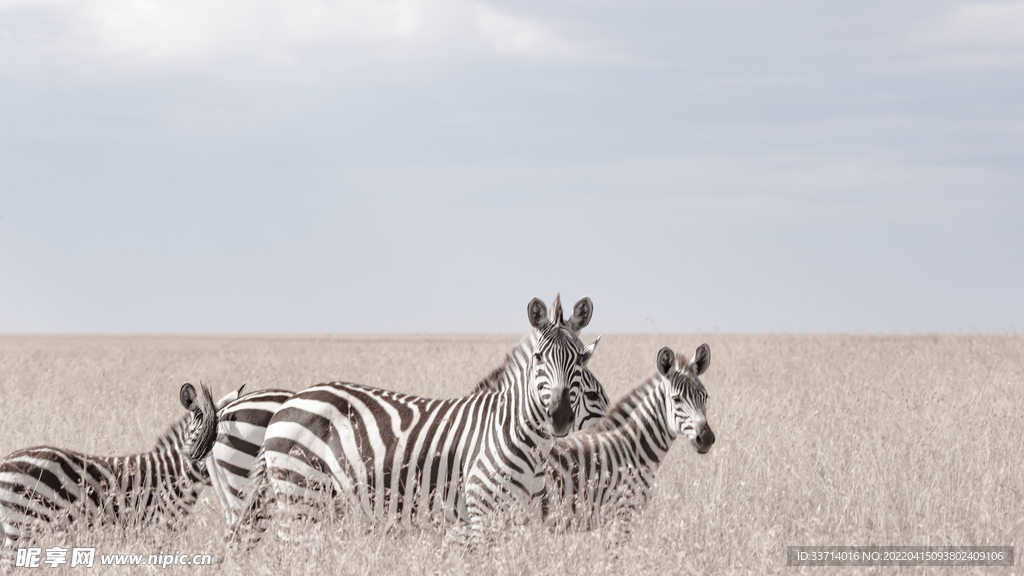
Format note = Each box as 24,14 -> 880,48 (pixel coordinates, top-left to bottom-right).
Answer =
205,454 -> 236,527
0,514 -> 19,572
603,497 -> 637,552
459,477 -> 524,553
228,450 -> 275,551
1,511 -> 19,550
0,493 -> 58,551
269,465 -> 338,542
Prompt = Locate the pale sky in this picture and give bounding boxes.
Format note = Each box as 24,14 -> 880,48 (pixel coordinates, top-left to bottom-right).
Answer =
1,1 -> 1021,333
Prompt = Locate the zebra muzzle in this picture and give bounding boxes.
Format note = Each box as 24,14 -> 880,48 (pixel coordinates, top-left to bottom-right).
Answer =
548,387 -> 574,438
692,424 -> 715,454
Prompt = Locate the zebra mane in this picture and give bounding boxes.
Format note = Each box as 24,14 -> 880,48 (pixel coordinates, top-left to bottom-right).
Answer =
586,375 -> 660,433
470,365 -> 506,395
468,329 -> 542,395
152,412 -> 193,454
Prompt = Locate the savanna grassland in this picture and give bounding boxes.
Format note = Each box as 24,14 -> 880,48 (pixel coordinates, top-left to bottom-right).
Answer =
1,334 -> 1021,575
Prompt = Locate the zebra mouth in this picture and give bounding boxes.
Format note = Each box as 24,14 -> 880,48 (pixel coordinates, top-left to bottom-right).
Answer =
550,413 -> 574,437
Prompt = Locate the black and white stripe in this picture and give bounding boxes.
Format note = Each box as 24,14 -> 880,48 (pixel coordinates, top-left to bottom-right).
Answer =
543,344 -> 715,536
0,384 -> 237,552
228,295 -> 603,548
205,388 -> 294,526
201,342 -> 611,531
470,341 -> 609,432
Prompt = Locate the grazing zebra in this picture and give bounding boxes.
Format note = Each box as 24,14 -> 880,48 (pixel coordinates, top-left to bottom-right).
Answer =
0,383 -> 237,554
228,295 -> 603,548
543,344 -> 715,537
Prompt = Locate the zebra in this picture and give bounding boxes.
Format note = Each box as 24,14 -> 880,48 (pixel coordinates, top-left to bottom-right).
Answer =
543,344 -> 715,538
0,383 -> 238,556
225,294 -> 603,549
198,350 -> 612,531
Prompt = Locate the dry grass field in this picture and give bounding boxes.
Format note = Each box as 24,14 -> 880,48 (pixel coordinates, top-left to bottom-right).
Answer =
1,334 -> 1021,575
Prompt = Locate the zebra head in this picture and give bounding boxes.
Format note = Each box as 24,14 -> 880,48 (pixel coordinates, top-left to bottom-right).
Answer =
656,345 -> 715,454
527,294 -> 600,438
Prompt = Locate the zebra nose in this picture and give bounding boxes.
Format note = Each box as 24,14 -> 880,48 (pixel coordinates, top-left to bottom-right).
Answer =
549,386 -> 574,438
694,426 -> 715,454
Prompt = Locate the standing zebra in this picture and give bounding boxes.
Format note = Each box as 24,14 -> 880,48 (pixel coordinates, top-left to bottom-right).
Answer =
543,344 -> 715,537
200,341 -> 611,530
200,351 -> 611,530
0,383 -> 237,556
229,295 -> 603,548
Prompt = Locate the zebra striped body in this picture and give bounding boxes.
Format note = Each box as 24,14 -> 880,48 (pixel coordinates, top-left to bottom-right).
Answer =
205,388 -> 294,526
202,346 -> 610,530
544,345 -> 715,535
0,384 -> 236,552
232,295 -> 603,547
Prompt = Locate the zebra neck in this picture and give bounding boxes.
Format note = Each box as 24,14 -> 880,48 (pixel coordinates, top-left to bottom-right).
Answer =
497,331 -> 537,389
624,382 -> 675,467
138,417 -> 207,484
590,377 -> 660,433
469,332 -> 537,394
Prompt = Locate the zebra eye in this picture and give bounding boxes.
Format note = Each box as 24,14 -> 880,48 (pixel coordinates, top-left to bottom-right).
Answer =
585,391 -> 600,401
534,352 -> 543,363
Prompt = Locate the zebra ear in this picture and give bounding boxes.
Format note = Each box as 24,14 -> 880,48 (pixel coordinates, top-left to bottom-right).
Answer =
568,297 -> 593,332
527,297 -> 550,330
690,343 -> 711,375
581,335 -> 601,365
657,347 -> 675,377
179,383 -> 198,410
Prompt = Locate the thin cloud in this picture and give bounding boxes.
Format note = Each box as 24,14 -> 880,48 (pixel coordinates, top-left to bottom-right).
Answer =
474,4 -> 580,57
906,2 -> 1024,70
0,0 -> 618,69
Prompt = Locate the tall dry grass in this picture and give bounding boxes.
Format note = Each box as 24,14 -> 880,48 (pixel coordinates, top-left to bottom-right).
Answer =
1,334 -> 1021,575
